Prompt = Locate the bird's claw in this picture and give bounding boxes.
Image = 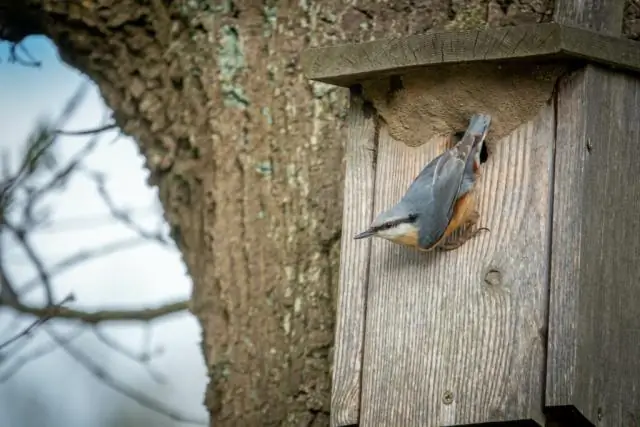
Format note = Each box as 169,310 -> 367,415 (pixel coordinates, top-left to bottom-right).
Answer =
437,221 -> 488,252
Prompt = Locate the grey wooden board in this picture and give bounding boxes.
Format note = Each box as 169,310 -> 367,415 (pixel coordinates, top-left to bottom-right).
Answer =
546,64 -> 640,426
301,23 -> 640,87
331,93 -> 377,427
359,107 -> 554,426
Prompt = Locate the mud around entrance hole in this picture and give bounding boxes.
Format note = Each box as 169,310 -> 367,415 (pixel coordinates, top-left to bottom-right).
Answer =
360,61 -> 566,147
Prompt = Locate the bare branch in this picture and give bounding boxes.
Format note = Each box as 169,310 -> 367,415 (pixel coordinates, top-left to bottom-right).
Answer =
55,123 -> 118,136
88,170 -> 171,246
6,299 -> 189,325
5,221 -> 54,304
0,77 -> 199,421
31,206 -> 158,233
0,84 -> 90,213
0,317 -> 48,352
45,326 -> 207,425
0,241 -> 19,306
22,129 -> 104,226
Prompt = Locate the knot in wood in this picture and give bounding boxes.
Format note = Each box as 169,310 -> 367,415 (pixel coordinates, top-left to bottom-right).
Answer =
442,390 -> 454,405
484,268 -> 502,287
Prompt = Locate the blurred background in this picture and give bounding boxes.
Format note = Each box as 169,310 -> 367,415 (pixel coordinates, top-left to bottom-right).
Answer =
0,36 -> 208,427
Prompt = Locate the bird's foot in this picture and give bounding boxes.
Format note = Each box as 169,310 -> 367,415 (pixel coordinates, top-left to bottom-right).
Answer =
437,214 -> 489,252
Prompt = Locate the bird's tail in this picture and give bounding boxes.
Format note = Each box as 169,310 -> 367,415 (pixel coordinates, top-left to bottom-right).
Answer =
461,113 -> 491,170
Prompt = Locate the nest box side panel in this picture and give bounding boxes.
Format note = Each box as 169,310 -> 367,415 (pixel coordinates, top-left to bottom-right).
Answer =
546,65 -> 640,426
331,90 -> 377,427
359,106 -> 554,426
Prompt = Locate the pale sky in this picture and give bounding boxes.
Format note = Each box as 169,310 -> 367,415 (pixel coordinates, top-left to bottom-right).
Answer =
0,37 -> 208,427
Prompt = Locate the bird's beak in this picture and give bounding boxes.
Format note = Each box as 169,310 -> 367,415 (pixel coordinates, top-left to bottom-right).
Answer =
354,228 -> 375,239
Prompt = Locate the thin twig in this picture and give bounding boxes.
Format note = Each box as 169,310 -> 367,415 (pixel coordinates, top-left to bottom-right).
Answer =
0,327 -> 84,382
0,243 -> 20,306
92,326 -> 167,384
90,172 -> 171,246
0,79 -> 198,421
32,206 -> 158,233
0,84 -> 90,217
45,326 -> 207,425
6,299 -> 189,325
2,85 -> 89,197
23,130 -> 103,225
5,221 -> 54,304
0,294 -> 74,351
55,123 -> 118,136
18,237 -> 150,296
0,317 -> 48,351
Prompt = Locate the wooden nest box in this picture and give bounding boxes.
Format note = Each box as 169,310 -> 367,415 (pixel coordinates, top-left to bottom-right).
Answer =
301,16 -> 640,427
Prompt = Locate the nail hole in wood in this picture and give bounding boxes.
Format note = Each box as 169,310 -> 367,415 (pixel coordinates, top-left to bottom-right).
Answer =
484,268 -> 502,287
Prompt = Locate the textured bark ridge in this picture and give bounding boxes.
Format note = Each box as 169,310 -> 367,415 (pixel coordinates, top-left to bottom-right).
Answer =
1,1 -> 636,426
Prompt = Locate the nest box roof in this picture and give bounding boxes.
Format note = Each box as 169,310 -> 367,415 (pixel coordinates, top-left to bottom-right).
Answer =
301,23 -> 640,145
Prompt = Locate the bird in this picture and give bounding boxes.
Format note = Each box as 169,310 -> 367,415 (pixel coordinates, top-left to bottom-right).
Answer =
353,113 -> 491,252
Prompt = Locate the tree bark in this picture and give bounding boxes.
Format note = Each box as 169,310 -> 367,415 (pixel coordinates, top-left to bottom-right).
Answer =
9,0 -> 634,425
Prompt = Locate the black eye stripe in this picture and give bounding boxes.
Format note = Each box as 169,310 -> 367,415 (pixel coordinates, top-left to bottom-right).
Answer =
373,215 -> 417,231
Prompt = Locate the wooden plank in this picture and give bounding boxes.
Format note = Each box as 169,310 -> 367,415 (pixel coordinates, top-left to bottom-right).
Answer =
546,65 -> 640,426
545,1 -> 640,425
300,23 -> 640,87
359,106 -> 554,426
559,25 -> 640,72
330,88 -> 377,427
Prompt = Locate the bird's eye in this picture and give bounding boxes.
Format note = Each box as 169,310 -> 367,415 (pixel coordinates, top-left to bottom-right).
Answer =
407,214 -> 418,222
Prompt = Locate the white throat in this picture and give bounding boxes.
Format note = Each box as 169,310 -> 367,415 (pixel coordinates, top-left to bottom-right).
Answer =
377,222 -> 416,240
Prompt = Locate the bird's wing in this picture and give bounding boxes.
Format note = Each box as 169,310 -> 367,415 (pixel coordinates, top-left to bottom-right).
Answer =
413,150 -> 468,248
432,149 -> 468,212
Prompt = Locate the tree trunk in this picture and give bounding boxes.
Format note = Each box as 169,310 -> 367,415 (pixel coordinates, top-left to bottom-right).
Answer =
7,0 -> 625,425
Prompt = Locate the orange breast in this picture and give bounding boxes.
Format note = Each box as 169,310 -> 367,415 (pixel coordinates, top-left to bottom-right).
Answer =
442,191 -> 476,237
423,191 -> 477,250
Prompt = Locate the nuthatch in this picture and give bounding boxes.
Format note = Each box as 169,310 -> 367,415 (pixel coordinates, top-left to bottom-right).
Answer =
354,114 -> 491,252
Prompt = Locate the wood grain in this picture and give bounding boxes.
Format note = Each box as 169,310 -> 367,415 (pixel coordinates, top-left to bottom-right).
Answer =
546,65 -> 640,426
300,23 -> 640,87
330,90 -> 377,427
545,2 -> 640,425
359,106 -> 554,426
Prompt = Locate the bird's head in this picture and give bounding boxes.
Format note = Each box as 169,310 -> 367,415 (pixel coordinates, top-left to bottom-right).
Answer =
354,205 -> 419,245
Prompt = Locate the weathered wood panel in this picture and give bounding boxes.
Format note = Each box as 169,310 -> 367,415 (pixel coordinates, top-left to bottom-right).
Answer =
546,1 -> 640,425
359,106 -> 554,426
331,90 -> 377,427
546,65 -> 640,426
301,23 -> 640,87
